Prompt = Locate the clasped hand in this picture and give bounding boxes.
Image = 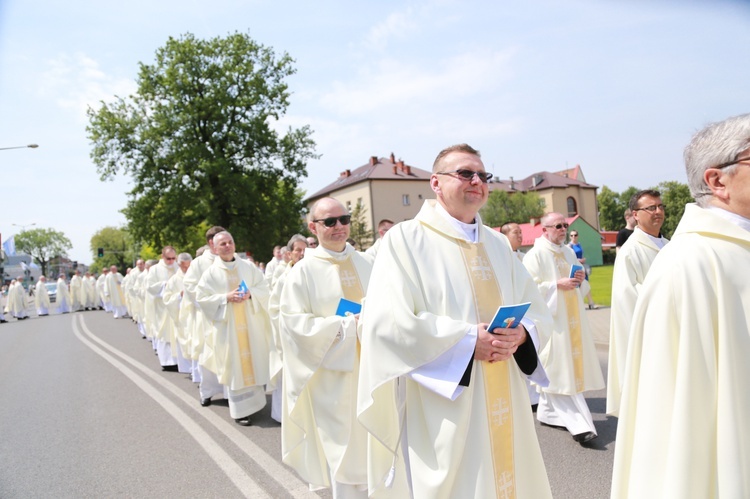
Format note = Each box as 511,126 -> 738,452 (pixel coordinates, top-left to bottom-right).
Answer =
226,288 -> 250,303
558,270 -> 584,290
475,323 -> 526,363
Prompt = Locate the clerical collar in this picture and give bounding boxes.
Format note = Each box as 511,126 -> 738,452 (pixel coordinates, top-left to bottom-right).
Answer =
435,202 -> 478,243
707,206 -> 750,232
319,245 -> 348,259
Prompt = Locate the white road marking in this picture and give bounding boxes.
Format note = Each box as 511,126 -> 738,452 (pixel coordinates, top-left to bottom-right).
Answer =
75,315 -> 314,498
72,316 -> 269,498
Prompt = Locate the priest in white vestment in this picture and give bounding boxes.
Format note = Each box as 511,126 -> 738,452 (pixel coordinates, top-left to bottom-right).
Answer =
184,227 -> 227,400
606,189 -> 668,416
267,234 -> 307,423
34,276 -> 51,316
146,247 -> 179,370
363,218 -> 394,260
265,246 -> 282,280
124,261 -> 144,319
82,272 -> 97,310
96,268 -> 110,311
69,270 -> 83,312
9,278 -> 30,320
135,260 -> 159,340
612,112 -> 750,498
56,275 -> 71,314
196,231 -> 272,426
163,253 -> 194,374
280,197 -> 372,497
358,145 -> 553,498
523,212 -> 605,445
106,266 -> 128,319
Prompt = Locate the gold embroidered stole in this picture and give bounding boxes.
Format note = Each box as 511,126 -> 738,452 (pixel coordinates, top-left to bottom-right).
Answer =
334,256 -> 364,304
457,239 -> 516,499
227,265 -> 256,387
554,254 -> 584,392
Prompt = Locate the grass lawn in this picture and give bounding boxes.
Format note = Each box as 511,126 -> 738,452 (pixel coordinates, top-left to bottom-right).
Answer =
588,264 -> 613,307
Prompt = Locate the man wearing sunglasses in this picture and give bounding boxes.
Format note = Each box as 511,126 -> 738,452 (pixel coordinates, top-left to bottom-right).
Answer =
606,189 -> 668,417
523,212 -> 604,445
359,144 -> 553,498
280,197 -> 372,497
612,114 -> 750,498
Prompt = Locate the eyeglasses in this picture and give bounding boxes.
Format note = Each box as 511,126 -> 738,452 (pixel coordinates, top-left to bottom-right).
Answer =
544,223 -> 569,230
313,215 -> 352,227
435,169 -> 493,183
712,155 -> 750,170
633,204 -> 665,213
570,233 -> 578,237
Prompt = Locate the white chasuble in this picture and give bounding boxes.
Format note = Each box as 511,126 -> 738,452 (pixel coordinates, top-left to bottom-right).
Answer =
612,204 -> 750,498
358,200 -> 552,499
606,227 -> 668,416
279,244 -> 371,489
523,237 -> 604,396
195,256 -> 271,390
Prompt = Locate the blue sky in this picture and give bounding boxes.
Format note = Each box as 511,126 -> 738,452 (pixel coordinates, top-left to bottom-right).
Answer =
2,0 -> 749,264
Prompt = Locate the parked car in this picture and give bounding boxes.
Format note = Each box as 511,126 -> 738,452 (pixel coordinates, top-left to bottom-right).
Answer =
45,282 -> 58,303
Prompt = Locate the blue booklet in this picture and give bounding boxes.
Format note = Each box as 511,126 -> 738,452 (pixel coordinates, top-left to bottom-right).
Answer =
238,280 -> 249,297
488,302 -> 531,332
335,298 -> 362,317
569,264 -> 584,278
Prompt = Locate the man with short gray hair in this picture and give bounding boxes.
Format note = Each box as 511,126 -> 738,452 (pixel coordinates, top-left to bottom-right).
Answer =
612,113 -> 750,498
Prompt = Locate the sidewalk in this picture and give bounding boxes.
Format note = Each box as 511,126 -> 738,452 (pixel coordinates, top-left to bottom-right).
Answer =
585,306 -> 610,347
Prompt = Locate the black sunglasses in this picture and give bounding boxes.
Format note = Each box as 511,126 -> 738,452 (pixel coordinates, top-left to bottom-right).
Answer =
435,169 -> 493,183
544,223 -> 569,230
313,215 -> 352,227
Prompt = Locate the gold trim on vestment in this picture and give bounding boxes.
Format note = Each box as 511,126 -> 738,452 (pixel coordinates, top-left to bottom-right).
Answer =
554,255 -> 584,392
228,268 -> 256,387
457,240 -> 516,499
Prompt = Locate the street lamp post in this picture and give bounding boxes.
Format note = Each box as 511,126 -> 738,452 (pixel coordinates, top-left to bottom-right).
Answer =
0,144 -> 39,151
12,223 -> 36,232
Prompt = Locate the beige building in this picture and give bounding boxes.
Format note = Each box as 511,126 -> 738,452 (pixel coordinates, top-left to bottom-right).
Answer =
489,164 -> 600,230
306,157 -> 600,249
305,153 -> 434,246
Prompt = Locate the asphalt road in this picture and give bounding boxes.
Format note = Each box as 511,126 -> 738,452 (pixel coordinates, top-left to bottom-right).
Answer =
0,310 -> 615,498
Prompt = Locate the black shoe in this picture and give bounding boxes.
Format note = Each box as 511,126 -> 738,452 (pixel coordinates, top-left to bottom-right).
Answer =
161,365 -> 178,372
0,320 -> 7,323
200,398 -> 212,407
234,416 -> 252,426
531,403 -> 538,413
572,431 -> 597,445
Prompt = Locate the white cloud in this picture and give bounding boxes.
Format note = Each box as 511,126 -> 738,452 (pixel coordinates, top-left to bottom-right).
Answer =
38,53 -> 136,122
364,8 -> 418,51
319,47 -> 519,116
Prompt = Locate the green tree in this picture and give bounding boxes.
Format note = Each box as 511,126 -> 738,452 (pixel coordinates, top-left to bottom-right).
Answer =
598,185 -> 639,231
349,201 -> 374,249
480,190 -> 545,227
89,226 -> 135,273
14,228 -> 72,277
656,181 -> 693,239
86,32 -> 317,264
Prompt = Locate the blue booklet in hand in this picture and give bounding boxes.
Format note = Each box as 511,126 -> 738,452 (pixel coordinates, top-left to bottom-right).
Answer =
569,264 -> 584,278
335,298 -> 362,317
488,302 -> 531,332
238,280 -> 249,297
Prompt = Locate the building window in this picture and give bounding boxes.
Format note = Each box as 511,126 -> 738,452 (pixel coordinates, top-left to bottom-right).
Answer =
346,200 -> 352,212
567,196 -> 578,217
402,194 -> 410,206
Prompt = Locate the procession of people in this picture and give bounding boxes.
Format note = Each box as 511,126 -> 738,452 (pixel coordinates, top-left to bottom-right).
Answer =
3,112 -> 749,497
